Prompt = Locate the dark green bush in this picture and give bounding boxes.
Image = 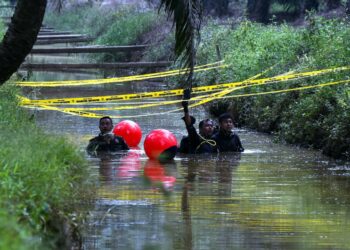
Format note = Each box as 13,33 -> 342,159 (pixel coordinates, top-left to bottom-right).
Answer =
196,17 -> 350,159
0,84 -> 93,249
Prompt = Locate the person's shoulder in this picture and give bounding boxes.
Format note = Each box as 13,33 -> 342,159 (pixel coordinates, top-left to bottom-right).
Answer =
89,135 -> 100,142
180,135 -> 189,141
114,135 -> 125,142
232,132 -> 241,139
212,131 -> 220,139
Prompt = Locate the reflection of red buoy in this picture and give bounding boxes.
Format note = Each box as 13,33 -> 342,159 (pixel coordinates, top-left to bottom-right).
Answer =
143,129 -> 177,161
118,150 -> 142,178
144,160 -> 165,182
144,160 -> 176,190
113,120 -> 142,147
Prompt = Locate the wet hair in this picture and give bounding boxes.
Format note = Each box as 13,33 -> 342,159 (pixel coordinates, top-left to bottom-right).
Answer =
218,113 -> 234,124
99,116 -> 113,124
199,119 -> 214,129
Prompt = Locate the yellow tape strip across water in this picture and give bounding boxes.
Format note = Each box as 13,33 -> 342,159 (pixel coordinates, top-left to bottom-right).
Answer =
23,77 -> 350,119
18,67 -> 286,111
187,64 -> 277,108
16,61 -> 227,87
20,65 -> 350,106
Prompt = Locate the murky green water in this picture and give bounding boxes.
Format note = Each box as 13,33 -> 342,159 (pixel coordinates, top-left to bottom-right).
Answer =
27,57 -> 350,250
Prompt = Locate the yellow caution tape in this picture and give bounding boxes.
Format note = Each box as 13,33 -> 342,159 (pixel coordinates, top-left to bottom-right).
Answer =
18,65 -> 280,111
16,61 -> 227,87
213,79 -> 350,100
21,65 -> 350,106
188,63 -> 277,108
23,76 -> 350,119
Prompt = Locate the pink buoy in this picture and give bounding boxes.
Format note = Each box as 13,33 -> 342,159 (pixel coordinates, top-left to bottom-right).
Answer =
113,120 -> 142,147
143,129 -> 177,161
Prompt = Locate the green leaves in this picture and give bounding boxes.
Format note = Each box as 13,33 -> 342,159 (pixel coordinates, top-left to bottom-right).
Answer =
159,0 -> 202,88
0,85 -> 92,248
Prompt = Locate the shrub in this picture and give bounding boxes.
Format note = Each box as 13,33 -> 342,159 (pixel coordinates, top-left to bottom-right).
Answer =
195,18 -> 350,159
0,84 -> 93,248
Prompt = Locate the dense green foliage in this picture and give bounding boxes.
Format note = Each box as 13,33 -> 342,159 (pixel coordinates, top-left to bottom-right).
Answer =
195,17 -> 350,159
44,6 -> 162,62
0,85 -> 92,249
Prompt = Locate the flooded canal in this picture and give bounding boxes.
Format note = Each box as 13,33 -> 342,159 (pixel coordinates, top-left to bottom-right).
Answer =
27,68 -> 350,250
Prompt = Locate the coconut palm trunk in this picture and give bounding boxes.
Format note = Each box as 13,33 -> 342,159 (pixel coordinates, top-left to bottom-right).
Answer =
247,0 -> 271,24
0,0 -> 47,84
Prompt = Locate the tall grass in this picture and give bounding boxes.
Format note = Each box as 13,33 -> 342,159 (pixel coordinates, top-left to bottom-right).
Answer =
0,19 -> 5,39
0,84 -> 93,249
195,17 -> 350,159
44,6 -> 162,62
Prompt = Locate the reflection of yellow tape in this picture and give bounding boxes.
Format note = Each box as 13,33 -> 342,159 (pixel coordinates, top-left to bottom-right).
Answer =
16,61 -> 226,87
23,79 -> 350,119
20,65 -> 350,106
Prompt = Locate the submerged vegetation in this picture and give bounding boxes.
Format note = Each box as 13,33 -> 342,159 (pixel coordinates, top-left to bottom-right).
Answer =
0,84 -> 93,249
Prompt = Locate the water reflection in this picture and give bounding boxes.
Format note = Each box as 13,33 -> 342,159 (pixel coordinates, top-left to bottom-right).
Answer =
118,150 -> 142,179
143,159 -> 177,193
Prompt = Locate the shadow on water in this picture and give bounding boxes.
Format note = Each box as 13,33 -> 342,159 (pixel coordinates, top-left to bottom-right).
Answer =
27,60 -> 350,249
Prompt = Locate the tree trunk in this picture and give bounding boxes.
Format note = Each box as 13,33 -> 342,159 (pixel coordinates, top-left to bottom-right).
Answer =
0,0 -> 47,84
347,0 -> 350,15
304,0 -> 319,12
247,0 -> 271,24
326,0 -> 341,10
204,0 -> 229,17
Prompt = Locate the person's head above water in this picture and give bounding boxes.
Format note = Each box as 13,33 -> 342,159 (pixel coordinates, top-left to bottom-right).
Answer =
199,118 -> 215,137
99,116 -> 114,134
218,113 -> 234,133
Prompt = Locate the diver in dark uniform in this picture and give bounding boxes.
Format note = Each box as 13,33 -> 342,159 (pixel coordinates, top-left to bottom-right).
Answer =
87,116 -> 129,155
212,113 -> 244,153
178,90 -> 217,154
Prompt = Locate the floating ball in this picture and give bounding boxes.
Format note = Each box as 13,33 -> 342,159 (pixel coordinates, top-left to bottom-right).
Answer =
143,129 -> 177,161
113,120 -> 142,147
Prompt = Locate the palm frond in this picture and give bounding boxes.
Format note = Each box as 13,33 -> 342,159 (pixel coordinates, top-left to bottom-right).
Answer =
159,0 -> 202,90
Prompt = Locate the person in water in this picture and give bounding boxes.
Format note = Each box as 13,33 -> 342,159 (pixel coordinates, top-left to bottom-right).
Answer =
178,90 -> 217,154
87,116 -> 129,154
212,113 -> 244,152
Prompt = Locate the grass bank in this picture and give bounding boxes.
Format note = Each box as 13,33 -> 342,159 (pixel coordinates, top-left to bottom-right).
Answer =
0,84 -> 93,249
44,6 -> 163,62
194,16 -> 350,159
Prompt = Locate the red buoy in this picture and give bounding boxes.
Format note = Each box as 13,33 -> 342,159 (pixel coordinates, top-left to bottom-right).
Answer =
143,129 -> 177,161
113,120 -> 142,147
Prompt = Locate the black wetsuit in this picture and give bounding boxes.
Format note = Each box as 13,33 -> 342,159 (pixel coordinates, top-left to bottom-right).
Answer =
179,116 -> 217,154
179,136 -> 191,154
212,130 -> 244,153
87,133 -> 129,154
